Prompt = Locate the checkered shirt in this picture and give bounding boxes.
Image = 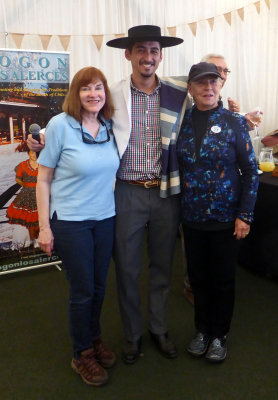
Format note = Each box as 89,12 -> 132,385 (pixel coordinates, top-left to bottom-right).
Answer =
117,80 -> 161,181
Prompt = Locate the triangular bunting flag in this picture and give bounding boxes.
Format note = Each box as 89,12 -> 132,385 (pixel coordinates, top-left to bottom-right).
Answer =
207,17 -> 214,31
115,33 -> 125,39
265,0 -> 270,9
168,26 -> 176,37
39,35 -> 52,50
59,35 -> 71,51
255,1 -> 260,14
237,8 -> 244,21
188,22 -> 197,37
224,12 -> 232,26
93,34 -> 104,51
11,33 -> 24,49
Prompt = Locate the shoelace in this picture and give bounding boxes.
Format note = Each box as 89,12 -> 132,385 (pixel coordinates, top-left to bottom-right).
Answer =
83,351 -> 103,373
213,338 -> 222,347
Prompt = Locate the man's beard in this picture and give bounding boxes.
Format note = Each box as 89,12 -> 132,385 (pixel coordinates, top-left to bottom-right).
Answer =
140,72 -> 153,78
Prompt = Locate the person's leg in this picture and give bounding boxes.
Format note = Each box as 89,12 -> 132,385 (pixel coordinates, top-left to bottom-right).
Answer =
182,226 -> 212,335
91,217 -> 115,339
114,181 -> 149,342
28,225 -> 39,241
51,218 -> 109,384
50,219 -> 96,359
147,190 -> 180,335
208,228 -> 239,337
91,216 -> 116,368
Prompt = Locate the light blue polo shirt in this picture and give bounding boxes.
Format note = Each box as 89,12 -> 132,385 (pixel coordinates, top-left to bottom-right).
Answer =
38,112 -> 119,221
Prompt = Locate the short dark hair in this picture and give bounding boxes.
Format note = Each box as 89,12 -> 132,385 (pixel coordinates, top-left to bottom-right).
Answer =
63,67 -> 114,122
127,41 -> 162,53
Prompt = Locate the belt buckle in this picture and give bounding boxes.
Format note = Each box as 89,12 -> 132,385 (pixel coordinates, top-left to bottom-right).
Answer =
144,180 -> 152,188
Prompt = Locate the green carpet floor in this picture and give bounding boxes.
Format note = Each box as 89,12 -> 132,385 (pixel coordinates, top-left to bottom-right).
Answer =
1,237 -> 278,400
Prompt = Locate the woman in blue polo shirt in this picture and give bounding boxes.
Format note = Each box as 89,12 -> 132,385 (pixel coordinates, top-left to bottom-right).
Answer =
36,67 -> 119,386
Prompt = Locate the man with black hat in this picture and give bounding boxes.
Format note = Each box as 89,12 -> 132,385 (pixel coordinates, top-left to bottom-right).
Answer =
106,25 -> 190,363
26,24 -> 190,363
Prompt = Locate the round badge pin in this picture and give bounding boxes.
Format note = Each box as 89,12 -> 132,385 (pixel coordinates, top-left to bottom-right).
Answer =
211,125 -> 221,133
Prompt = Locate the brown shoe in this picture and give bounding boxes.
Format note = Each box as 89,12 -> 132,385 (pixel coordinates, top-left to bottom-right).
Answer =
93,337 -> 116,368
71,348 -> 108,386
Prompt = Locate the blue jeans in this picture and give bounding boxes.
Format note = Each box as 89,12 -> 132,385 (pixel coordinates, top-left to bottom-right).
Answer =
50,216 -> 114,359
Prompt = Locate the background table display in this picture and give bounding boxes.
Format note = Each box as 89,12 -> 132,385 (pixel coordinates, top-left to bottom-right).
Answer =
239,172 -> 278,277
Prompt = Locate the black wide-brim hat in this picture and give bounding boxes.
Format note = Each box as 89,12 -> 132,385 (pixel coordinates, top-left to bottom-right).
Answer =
106,25 -> 183,49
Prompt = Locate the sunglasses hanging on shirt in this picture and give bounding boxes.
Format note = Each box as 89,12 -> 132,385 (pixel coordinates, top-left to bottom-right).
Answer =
80,119 -> 112,144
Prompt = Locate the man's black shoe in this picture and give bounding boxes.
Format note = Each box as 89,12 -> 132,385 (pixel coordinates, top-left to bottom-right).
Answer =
149,331 -> 178,359
122,337 -> 142,364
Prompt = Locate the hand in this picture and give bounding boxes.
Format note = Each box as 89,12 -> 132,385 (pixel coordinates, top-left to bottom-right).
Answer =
245,110 -> 263,129
233,218 -> 250,240
38,227 -> 54,256
27,133 -> 45,152
228,97 -> 240,113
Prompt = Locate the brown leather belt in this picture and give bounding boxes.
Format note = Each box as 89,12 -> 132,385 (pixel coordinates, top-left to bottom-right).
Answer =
117,178 -> 161,188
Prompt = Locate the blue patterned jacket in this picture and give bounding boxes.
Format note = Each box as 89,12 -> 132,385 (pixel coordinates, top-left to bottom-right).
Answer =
176,104 -> 259,224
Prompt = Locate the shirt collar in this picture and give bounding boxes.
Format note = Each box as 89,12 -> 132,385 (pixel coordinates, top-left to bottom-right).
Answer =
66,113 -> 108,130
130,75 -> 161,95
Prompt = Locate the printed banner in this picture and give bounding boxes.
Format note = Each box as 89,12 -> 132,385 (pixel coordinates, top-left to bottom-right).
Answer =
0,49 -> 69,273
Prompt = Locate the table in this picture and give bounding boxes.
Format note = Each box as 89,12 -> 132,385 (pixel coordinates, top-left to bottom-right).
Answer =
238,172 -> 278,277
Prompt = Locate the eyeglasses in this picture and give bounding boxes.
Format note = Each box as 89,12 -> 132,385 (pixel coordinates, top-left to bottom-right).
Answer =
80,120 -> 111,144
216,67 -> 231,75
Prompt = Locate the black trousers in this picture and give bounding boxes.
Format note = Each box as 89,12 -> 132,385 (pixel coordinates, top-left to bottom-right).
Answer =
183,225 -> 239,337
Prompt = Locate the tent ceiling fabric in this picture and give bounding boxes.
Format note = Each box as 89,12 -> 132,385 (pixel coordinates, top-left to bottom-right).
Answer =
0,0 -> 277,136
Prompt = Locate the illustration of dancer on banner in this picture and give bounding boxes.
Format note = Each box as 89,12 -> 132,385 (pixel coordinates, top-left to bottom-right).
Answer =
6,141 -> 39,243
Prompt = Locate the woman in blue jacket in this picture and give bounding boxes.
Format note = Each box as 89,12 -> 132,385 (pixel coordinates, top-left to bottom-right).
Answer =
177,62 -> 258,363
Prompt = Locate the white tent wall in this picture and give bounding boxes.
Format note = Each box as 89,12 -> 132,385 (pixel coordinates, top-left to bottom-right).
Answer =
0,0 -> 277,136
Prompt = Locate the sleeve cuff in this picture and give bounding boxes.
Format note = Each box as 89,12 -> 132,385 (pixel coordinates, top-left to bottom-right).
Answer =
237,212 -> 253,224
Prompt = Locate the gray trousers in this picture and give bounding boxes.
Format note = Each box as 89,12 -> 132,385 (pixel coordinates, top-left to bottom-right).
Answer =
114,180 -> 181,342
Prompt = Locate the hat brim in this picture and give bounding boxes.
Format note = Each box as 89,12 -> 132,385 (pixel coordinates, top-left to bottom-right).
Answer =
189,72 -> 223,83
106,36 -> 183,49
